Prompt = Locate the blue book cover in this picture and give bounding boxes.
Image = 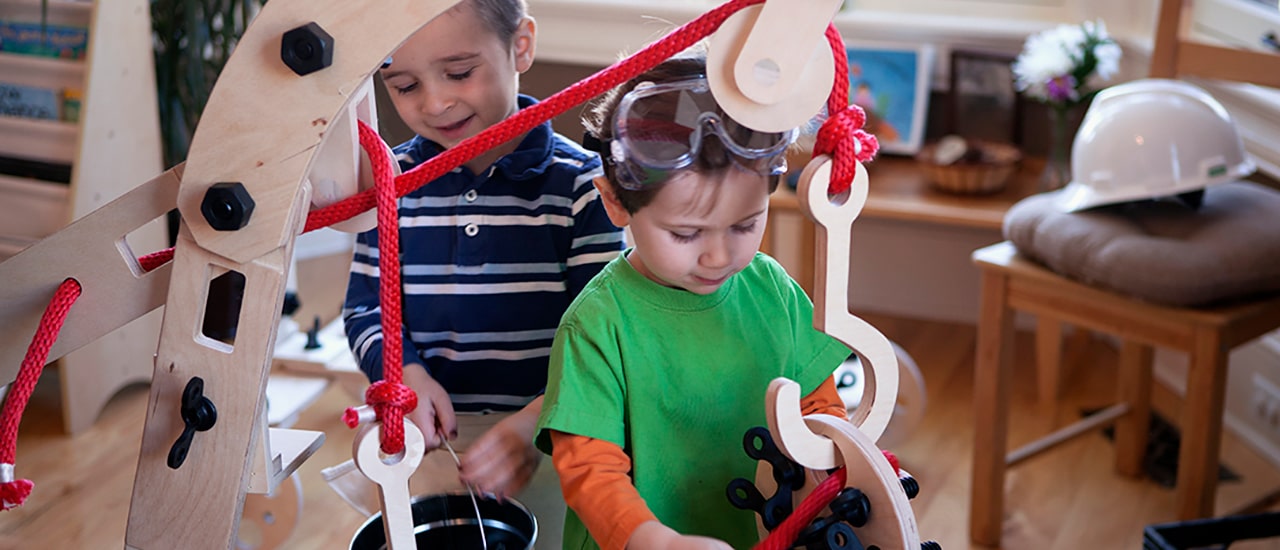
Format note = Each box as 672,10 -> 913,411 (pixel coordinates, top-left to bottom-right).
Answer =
0,81 -> 61,121
0,20 -> 89,60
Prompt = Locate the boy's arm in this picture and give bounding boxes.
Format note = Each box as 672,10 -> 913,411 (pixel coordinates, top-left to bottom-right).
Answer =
800,375 -> 848,420
550,431 -> 657,550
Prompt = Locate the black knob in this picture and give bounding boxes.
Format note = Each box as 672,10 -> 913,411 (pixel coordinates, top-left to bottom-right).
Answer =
830,487 -> 871,527
168,377 -> 217,469
281,22 -> 334,76
304,315 -> 322,350
900,474 -> 920,499
200,182 -> 255,231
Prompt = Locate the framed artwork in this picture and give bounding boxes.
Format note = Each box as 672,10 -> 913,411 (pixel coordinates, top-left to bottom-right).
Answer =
844,43 -> 934,155
947,49 -> 1024,145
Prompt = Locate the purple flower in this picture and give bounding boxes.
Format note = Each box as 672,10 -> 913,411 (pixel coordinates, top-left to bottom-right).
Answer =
1045,75 -> 1079,103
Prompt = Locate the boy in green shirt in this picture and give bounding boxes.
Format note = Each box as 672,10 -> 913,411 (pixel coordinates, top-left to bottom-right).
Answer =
536,53 -> 852,549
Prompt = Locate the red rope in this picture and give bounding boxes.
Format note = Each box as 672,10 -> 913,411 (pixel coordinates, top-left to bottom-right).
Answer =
345,121 -> 418,455
752,451 -> 900,549
813,26 -> 879,194
0,278 -> 81,510
754,468 -> 847,550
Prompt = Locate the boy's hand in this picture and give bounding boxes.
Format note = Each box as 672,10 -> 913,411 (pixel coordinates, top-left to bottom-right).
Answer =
402,364 -> 455,449
459,397 -> 543,499
627,522 -> 732,550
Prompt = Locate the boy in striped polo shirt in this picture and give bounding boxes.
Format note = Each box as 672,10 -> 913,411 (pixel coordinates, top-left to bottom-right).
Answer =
342,0 -> 623,541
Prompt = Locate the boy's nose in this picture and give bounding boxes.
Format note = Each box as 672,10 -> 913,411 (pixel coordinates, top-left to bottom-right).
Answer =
420,87 -> 455,117
700,236 -> 732,270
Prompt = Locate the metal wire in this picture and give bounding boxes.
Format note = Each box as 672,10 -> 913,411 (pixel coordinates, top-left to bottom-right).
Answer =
441,438 -> 487,550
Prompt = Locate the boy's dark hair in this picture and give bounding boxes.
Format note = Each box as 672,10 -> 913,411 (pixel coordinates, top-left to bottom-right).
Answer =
583,53 -> 784,213
467,0 -> 527,45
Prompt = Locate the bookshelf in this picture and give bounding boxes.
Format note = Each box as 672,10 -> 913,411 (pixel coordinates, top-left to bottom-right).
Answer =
0,0 -> 166,433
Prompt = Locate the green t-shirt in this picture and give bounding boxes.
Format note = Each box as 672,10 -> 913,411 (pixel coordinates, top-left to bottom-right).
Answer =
536,251 -> 851,549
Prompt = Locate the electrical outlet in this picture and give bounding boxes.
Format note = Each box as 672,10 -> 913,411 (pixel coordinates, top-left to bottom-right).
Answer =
1250,373 -> 1280,437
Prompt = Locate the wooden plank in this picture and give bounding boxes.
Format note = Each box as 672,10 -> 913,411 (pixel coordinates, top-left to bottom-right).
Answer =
177,0 -> 461,264
0,167 -> 180,382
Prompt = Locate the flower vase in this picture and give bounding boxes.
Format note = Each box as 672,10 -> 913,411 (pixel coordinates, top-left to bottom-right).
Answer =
1039,106 -> 1072,192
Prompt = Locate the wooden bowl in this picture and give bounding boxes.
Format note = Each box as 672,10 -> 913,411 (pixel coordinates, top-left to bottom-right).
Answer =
916,140 -> 1022,195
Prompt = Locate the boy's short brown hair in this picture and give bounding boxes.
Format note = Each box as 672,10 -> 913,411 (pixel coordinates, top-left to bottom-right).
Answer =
465,0 -> 527,45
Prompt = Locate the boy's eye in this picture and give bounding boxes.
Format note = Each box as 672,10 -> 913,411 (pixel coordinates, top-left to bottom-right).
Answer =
447,67 -> 476,81
670,230 -> 698,243
391,82 -> 418,95
732,221 -> 758,234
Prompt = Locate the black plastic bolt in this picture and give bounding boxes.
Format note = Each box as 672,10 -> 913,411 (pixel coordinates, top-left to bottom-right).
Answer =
281,22 -> 334,76
200,182 -> 255,231
900,474 -> 920,499
829,487 -> 871,527
798,515 -> 862,550
168,377 -> 218,469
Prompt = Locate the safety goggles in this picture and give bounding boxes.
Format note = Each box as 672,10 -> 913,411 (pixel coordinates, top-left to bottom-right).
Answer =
608,76 -> 797,190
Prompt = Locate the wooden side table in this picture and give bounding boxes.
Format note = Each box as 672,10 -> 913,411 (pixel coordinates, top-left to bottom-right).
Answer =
968,241 -> 1280,546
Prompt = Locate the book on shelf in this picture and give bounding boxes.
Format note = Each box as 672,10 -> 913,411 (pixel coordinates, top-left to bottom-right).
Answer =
0,82 -> 80,123
0,155 -> 72,184
0,20 -> 88,60
0,81 -> 59,121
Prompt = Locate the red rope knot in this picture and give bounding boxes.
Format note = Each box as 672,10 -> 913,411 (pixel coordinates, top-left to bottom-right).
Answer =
362,380 -> 418,455
813,104 -> 879,196
0,463 -> 32,511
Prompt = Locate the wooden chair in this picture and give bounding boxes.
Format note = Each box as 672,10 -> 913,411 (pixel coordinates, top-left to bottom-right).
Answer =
968,242 -> 1280,546
968,1 -> 1280,545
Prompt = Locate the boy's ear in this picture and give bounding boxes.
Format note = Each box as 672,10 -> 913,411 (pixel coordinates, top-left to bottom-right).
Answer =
592,176 -> 631,228
512,16 -> 536,74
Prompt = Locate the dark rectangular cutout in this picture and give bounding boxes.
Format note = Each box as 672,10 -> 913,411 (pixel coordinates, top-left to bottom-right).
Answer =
200,267 -> 245,348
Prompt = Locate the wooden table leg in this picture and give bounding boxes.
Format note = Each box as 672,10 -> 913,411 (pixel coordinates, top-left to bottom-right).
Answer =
1115,341 -> 1153,477
970,269 -> 1015,546
1035,317 -> 1063,407
1175,327 -> 1229,519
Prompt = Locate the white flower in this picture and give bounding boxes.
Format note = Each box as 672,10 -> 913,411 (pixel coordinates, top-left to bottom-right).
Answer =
1012,19 -> 1121,106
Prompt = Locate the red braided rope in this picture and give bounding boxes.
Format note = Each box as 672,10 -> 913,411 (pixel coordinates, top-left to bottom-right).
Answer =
0,278 -> 81,510
813,26 -> 879,194
752,450 -> 900,549
350,121 -> 418,455
754,467 -> 847,550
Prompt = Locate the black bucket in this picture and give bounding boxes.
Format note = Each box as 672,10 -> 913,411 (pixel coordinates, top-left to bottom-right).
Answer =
349,492 -> 537,550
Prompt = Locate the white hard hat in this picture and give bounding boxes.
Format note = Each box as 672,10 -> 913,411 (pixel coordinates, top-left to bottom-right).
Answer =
1056,79 -> 1255,212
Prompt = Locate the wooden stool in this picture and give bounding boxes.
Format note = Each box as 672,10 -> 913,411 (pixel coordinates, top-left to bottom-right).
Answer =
968,241 -> 1280,546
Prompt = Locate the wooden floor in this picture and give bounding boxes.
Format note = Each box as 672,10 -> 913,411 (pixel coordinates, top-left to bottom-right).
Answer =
3,257 -> 1280,549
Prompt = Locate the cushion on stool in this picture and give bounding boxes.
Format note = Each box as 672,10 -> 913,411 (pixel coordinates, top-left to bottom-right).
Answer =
1003,181 -> 1280,307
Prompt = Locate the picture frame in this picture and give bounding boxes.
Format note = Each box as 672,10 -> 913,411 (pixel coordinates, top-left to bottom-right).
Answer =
844,42 -> 934,155
947,49 -> 1024,145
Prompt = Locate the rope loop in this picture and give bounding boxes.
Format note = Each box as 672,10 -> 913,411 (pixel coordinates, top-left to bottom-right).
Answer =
814,103 -> 879,196
364,380 -> 419,455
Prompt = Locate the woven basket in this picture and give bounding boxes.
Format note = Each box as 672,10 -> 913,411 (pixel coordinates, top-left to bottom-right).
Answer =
916,141 -> 1022,195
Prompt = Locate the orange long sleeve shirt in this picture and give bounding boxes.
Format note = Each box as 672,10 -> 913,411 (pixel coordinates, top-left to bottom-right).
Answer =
549,376 -> 848,550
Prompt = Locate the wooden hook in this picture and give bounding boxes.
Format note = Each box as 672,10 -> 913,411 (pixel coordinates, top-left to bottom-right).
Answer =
794,154 -> 899,444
